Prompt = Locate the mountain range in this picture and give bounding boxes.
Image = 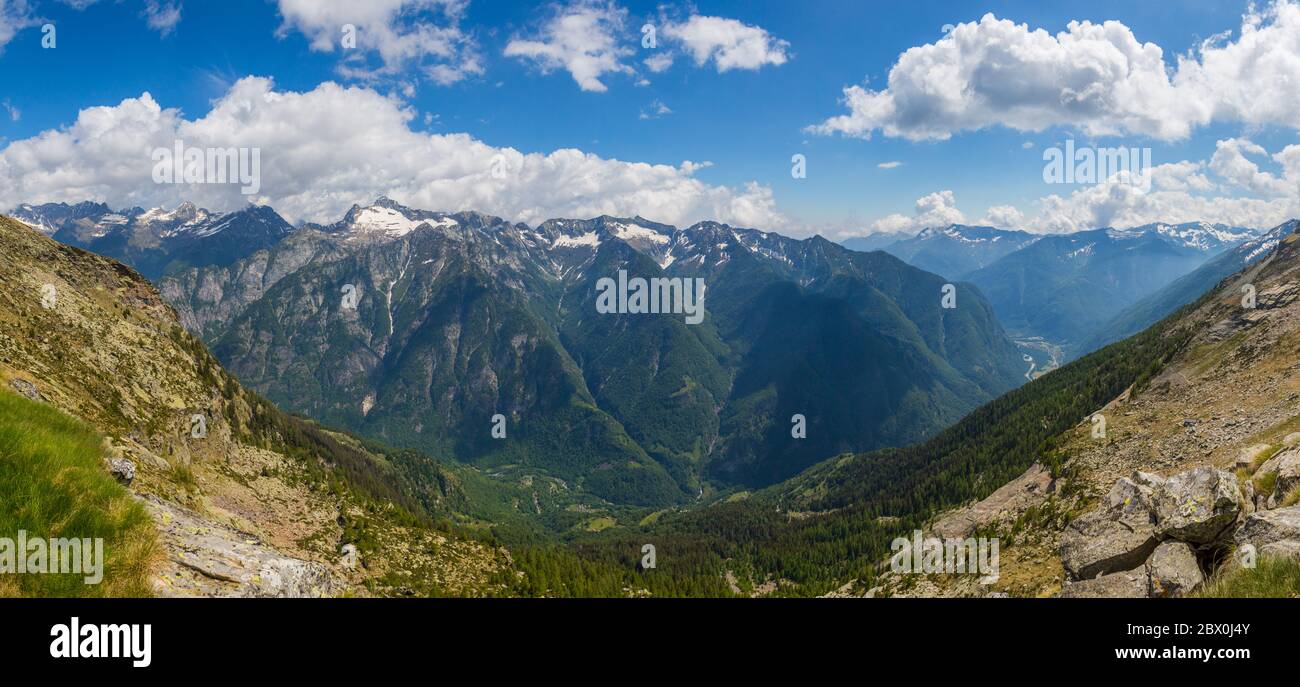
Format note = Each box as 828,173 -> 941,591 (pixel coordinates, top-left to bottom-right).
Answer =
10,201 -> 294,280
139,197 -> 1025,504
5,199 -> 1298,598
845,222 -> 1260,358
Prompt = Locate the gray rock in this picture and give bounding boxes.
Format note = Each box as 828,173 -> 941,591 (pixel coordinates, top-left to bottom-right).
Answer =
1146,541 -> 1204,597
1152,467 -> 1243,544
1234,506 -> 1300,560
107,458 -> 136,486
8,378 -> 42,401
1059,569 -> 1148,598
1060,478 -> 1160,580
1272,450 -> 1300,501
1132,471 -> 1166,490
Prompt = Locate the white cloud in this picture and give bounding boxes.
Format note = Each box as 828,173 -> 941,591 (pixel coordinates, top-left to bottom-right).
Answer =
660,15 -> 789,72
869,138 -> 1300,236
981,205 -> 1024,228
0,77 -> 788,231
504,4 -> 789,91
643,51 -> 673,73
275,0 -> 482,87
877,161 -> 902,169
1,100 -> 18,121
504,0 -> 632,93
1208,138 -> 1292,196
0,0 -> 36,52
142,1 -> 181,36
867,190 -> 966,234
810,1 -> 1300,142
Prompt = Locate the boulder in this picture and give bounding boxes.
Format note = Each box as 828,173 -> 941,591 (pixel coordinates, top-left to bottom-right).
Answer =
1234,506 -> 1300,560
1152,467 -> 1243,544
1272,450 -> 1300,501
1059,569 -> 1148,598
1286,433 -> 1300,448
107,458 -> 136,486
1060,478 -> 1160,579
1146,541 -> 1204,597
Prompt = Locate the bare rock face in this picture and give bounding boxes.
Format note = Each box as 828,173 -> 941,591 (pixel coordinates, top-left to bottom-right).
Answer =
932,463 -> 1055,539
1235,506 -> 1300,559
1151,467 -> 1244,544
1060,477 -> 1160,580
1146,541 -> 1204,597
142,495 -> 338,598
1059,569 -> 1148,598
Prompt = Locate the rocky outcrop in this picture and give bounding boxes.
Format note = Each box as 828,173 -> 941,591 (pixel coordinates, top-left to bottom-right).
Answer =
1058,467 -> 1247,597
933,463 -> 1056,539
142,495 -> 337,598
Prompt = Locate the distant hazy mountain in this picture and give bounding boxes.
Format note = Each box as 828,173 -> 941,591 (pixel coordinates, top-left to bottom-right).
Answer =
1079,220 -> 1294,355
10,201 -> 294,280
840,232 -> 912,253
859,224 -> 1040,280
154,198 -> 1026,502
964,222 -> 1257,355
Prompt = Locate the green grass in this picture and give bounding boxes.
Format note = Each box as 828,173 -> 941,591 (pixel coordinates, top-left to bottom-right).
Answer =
0,390 -> 156,597
1197,556 -> 1300,598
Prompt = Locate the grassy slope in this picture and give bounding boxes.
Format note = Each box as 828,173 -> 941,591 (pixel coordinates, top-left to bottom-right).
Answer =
1197,557 -> 1300,598
0,390 -> 156,597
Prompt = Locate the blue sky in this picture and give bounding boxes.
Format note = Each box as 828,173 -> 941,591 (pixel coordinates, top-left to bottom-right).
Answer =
1,0 -> 1298,237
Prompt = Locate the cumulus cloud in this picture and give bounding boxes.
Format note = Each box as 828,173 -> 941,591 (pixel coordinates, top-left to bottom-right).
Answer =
810,1 -> 1300,142
863,138 -> 1300,237
1209,138 -> 1292,197
275,0 -> 482,87
505,3 -> 789,91
981,205 -> 1024,228
0,77 -> 788,231
660,14 -> 789,72
865,190 -> 966,234
504,0 -> 632,92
